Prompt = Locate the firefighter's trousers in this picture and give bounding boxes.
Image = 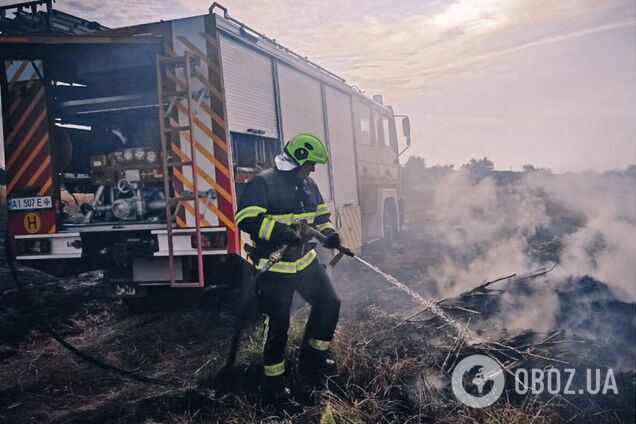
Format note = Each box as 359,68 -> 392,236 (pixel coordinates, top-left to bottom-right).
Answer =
257,258 -> 340,378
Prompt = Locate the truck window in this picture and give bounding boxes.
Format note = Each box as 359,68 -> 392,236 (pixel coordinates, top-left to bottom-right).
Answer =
388,117 -> 398,152
356,102 -> 372,145
373,109 -> 382,145
381,116 -> 392,148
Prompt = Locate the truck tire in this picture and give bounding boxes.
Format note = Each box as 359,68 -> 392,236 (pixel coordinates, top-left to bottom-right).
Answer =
383,200 -> 398,248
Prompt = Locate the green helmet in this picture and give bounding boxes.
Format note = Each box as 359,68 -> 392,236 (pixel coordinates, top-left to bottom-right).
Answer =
284,133 -> 329,165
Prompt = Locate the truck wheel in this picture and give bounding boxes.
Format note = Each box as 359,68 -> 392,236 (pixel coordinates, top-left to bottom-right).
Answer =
383,201 -> 398,248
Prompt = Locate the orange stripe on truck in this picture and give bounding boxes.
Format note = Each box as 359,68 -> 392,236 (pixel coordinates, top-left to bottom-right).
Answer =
171,143 -> 232,203
9,60 -> 29,83
204,200 -> 237,232
27,156 -> 51,186
180,199 -> 212,227
9,78 -> 37,116
195,165 -> 232,204
194,140 -> 230,179
173,168 -> 236,231
176,216 -> 187,228
193,69 -> 223,100
7,118 -> 46,169
172,172 -> 212,227
175,103 -> 227,154
8,136 -> 48,192
37,177 -> 52,196
165,67 -> 226,130
177,35 -> 221,75
200,99 -> 226,130
174,168 -> 194,191
201,32 -> 219,49
169,117 -> 230,178
5,89 -> 45,146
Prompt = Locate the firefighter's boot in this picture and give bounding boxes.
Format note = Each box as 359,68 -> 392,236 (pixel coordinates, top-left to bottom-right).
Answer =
261,375 -> 297,411
298,345 -> 338,388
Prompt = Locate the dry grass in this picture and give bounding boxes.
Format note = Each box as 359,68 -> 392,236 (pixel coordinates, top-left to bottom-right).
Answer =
0,215 -> 633,423
0,276 -> 632,423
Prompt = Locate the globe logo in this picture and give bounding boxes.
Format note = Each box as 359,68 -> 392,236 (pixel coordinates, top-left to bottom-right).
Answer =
451,354 -> 505,408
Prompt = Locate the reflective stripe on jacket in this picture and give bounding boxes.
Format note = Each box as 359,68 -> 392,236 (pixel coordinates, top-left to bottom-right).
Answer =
236,168 -> 335,272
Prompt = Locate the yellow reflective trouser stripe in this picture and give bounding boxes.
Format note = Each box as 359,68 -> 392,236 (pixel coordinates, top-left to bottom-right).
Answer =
316,203 -> 330,217
256,249 -> 317,274
258,217 -> 276,241
264,360 -> 285,377
316,221 -> 335,232
265,212 -> 316,225
236,205 -> 267,224
308,338 -> 331,351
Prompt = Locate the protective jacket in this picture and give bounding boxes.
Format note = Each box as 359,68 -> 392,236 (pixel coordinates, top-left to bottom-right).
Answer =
236,168 -> 335,273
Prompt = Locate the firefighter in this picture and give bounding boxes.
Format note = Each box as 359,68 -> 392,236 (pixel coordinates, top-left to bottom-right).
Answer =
235,133 -> 341,404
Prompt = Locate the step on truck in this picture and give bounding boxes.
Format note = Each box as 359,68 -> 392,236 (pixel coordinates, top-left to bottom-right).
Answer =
1,2 -> 413,298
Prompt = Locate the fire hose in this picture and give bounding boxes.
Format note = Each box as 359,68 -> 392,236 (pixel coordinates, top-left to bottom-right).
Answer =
5,222 -> 355,393
304,225 -> 355,266
4,232 -> 183,388
215,244 -> 288,389
215,222 -> 355,391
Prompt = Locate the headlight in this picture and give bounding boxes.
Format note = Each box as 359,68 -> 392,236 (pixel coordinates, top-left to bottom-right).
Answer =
113,151 -> 124,163
134,148 -> 146,161
146,150 -> 158,164
123,149 -> 134,162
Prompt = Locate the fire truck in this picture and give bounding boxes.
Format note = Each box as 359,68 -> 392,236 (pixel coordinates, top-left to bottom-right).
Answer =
1,2 -> 412,296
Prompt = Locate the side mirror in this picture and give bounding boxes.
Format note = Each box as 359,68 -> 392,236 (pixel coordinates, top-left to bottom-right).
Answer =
396,115 -> 412,157
402,116 -> 411,145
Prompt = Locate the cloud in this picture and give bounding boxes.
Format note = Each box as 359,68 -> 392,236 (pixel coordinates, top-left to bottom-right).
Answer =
214,0 -> 633,102
416,18 -> 636,82
43,0 -> 634,97
430,0 -> 521,35
50,0 -> 203,28
3,0 -> 632,171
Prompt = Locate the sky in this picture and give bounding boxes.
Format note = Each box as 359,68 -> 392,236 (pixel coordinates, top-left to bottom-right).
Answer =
1,0 -> 635,172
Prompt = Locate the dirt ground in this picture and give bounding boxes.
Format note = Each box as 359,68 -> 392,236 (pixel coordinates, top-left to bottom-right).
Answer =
0,219 -> 634,423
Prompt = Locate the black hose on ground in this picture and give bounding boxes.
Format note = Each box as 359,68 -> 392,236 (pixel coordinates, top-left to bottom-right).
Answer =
4,232 -> 182,388
214,245 -> 288,393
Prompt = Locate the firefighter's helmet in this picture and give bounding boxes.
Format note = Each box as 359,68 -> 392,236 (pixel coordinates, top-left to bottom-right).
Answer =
284,133 -> 329,165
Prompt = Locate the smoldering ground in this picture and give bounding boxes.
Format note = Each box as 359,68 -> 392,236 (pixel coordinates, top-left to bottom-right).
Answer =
320,165 -> 635,421
0,166 -> 634,423
331,165 -> 635,369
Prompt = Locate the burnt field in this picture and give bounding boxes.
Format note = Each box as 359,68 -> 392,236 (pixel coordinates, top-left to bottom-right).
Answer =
0,169 -> 635,423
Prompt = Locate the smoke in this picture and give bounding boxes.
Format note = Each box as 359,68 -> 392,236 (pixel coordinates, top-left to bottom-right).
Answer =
406,168 -> 636,302
527,172 -> 636,300
331,165 -> 634,369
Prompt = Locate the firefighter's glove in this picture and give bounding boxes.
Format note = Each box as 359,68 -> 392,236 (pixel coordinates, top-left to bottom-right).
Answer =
291,219 -> 312,243
282,228 -> 302,247
323,232 -> 341,249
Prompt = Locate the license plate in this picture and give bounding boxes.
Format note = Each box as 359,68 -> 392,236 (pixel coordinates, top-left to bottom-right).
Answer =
7,196 -> 53,211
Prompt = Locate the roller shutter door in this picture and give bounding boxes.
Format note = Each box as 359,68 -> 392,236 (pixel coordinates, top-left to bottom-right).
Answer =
325,86 -> 358,206
277,62 -> 332,200
220,35 -> 278,138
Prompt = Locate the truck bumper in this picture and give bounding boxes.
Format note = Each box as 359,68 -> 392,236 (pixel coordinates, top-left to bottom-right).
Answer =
15,232 -> 82,260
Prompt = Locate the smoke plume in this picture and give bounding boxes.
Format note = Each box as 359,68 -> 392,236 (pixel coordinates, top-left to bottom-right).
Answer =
405,168 -> 636,302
